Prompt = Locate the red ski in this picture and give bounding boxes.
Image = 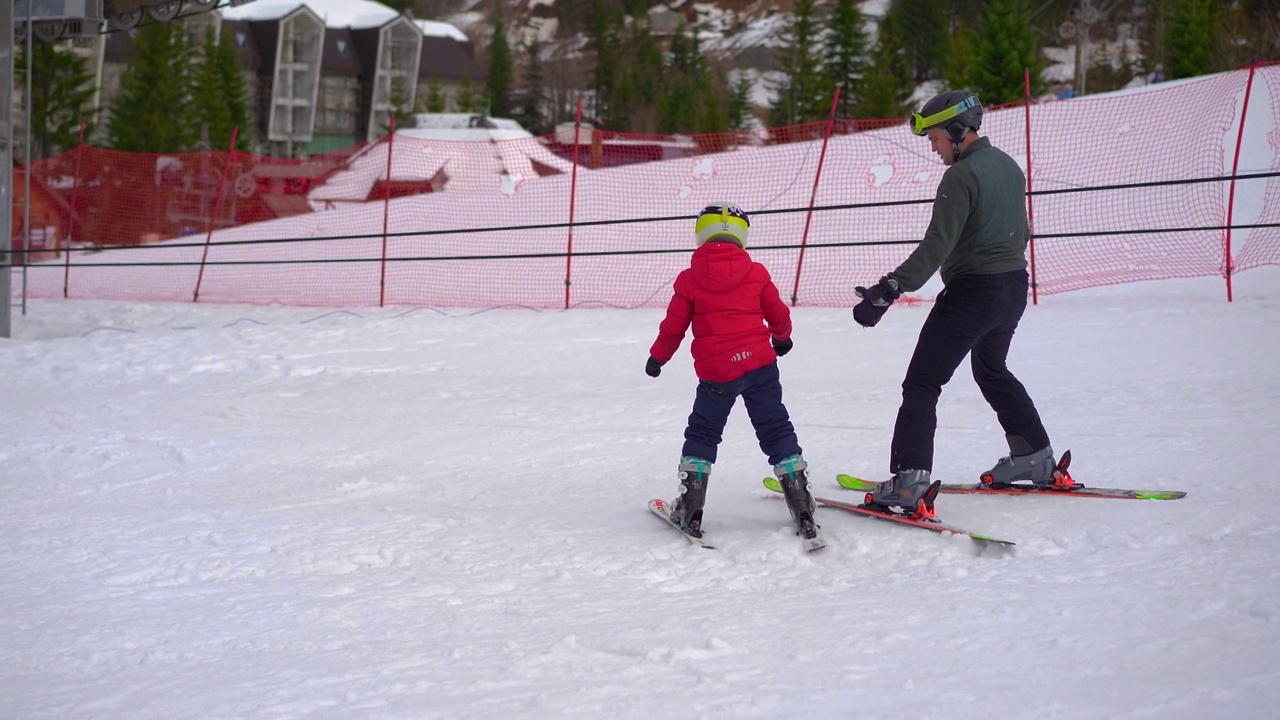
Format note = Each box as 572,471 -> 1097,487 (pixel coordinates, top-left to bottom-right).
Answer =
763,477 -> 1015,547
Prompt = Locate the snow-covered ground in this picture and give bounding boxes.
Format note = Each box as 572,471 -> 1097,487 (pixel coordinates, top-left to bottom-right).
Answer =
3,267 -> 1278,717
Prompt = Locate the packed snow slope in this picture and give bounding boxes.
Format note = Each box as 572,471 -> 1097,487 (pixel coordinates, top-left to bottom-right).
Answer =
2,270 -> 1278,718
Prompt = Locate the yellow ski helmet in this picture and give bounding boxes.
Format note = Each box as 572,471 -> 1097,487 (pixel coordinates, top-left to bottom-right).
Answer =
694,203 -> 750,248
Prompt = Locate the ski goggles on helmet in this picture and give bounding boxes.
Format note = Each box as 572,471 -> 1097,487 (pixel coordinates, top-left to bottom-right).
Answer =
910,95 -> 980,136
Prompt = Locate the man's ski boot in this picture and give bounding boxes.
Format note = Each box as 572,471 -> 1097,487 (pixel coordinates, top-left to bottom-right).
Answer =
865,469 -> 940,520
773,455 -> 819,540
669,456 -> 711,537
981,437 -> 1074,489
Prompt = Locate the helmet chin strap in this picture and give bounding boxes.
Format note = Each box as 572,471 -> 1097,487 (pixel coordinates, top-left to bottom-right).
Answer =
947,125 -> 970,163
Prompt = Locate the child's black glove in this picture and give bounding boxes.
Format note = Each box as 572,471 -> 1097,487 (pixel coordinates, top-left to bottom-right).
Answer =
771,337 -> 793,357
645,357 -> 664,378
853,276 -> 901,328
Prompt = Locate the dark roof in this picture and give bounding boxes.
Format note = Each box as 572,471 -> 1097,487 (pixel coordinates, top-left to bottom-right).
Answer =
248,19 -> 280,74
348,26 -> 383,82
224,21 -> 264,73
419,36 -> 482,83
104,22 -> 263,69
104,14 -> 480,84
321,28 -> 362,77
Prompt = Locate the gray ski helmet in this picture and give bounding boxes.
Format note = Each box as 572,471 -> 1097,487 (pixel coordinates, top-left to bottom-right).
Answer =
911,90 -> 983,142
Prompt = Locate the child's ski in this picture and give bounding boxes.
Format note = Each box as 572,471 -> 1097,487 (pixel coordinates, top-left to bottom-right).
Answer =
763,478 -> 1014,548
835,474 -> 1186,500
648,499 -> 716,549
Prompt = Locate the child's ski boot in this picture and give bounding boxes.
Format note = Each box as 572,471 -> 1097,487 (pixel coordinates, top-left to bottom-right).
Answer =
669,456 -> 711,537
773,455 -> 820,540
865,469 -> 940,520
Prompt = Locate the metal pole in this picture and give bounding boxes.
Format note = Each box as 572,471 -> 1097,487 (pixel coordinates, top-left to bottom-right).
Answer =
1,1 -> 13,338
564,97 -> 583,310
791,86 -> 840,307
379,114 -> 395,307
64,121 -> 85,298
1024,68 -> 1039,305
22,4 -> 31,316
193,127 -> 240,303
1223,63 -> 1258,303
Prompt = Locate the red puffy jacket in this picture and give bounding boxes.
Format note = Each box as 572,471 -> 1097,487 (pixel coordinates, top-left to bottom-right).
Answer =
649,241 -> 792,383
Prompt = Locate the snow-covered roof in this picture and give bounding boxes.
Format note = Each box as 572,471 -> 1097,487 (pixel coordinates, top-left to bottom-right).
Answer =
411,114 -> 530,135
307,121 -> 572,204
221,0 -> 401,30
414,19 -> 468,43
220,2 -> 469,41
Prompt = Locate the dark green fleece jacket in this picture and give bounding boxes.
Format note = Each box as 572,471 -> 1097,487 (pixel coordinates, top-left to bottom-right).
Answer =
888,137 -> 1029,293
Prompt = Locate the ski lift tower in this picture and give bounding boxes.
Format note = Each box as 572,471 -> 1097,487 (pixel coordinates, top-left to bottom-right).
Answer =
2,0 -> 259,338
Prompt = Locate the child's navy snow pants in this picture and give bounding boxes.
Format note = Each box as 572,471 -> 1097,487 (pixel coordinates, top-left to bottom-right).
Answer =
682,361 -> 802,466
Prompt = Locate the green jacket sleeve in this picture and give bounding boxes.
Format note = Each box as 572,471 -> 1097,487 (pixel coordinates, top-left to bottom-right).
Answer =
889,167 -> 976,293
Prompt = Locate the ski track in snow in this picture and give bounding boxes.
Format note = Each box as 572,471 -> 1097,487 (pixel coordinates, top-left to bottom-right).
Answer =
2,271 -> 1279,718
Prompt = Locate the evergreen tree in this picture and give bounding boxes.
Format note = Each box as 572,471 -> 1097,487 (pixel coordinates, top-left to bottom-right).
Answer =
382,88 -> 414,133
190,28 -> 252,153
453,76 -> 485,113
1212,1 -> 1261,70
16,41 -> 96,160
1140,0 -> 1173,74
884,0 -> 949,82
691,30 -> 732,131
858,18 -> 913,119
942,21 -> 977,92
726,72 -> 755,131
610,19 -> 664,132
769,0 -> 827,126
213,29 -> 252,151
966,0 -> 1043,105
822,0 -> 870,117
661,26 -> 727,133
511,41 -> 549,134
108,22 -> 194,152
424,78 -> 448,113
487,10 -> 514,117
1167,0 -> 1216,79
584,0 -> 623,122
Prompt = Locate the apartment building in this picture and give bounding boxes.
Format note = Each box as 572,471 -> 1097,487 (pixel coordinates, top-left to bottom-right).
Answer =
96,0 -> 482,157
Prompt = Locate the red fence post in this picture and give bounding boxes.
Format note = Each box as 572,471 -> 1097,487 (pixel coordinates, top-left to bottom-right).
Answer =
380,114 -> 396,307
63,120 -> 86,299
790,86 -> 841,307
1024,68 -> 1039,305
194,127 -> 239,303
1224,63 -> 1258,303
565,97 -> 583,310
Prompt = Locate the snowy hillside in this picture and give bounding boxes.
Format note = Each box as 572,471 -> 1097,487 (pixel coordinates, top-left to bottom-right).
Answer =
2,268 -> 1279,717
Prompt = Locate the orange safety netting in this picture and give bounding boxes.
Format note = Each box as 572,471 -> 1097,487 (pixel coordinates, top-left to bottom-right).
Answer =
9,64 -> 1280,308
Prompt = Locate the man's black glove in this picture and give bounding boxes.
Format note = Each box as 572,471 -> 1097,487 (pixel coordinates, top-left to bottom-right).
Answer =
645,357 -> 664,378
852,276 -> 901,328
771,336 -> 793,357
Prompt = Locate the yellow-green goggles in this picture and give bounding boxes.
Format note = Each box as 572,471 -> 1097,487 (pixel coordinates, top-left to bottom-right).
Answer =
910,95 -> 980,136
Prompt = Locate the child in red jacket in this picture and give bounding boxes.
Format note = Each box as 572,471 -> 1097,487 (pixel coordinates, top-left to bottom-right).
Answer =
645,203 -> 818,542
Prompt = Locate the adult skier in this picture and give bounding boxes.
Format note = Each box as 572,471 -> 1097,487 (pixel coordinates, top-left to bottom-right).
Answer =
852,90 -> 1060,518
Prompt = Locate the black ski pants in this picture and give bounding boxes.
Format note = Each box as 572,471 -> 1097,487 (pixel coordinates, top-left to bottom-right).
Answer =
683,361 -> 802,466
890,269 -> 1050,474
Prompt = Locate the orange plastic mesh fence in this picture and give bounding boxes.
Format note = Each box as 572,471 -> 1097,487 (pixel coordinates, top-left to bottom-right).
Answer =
9,65 -> 1280,308
1234,62 -> 1280,273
